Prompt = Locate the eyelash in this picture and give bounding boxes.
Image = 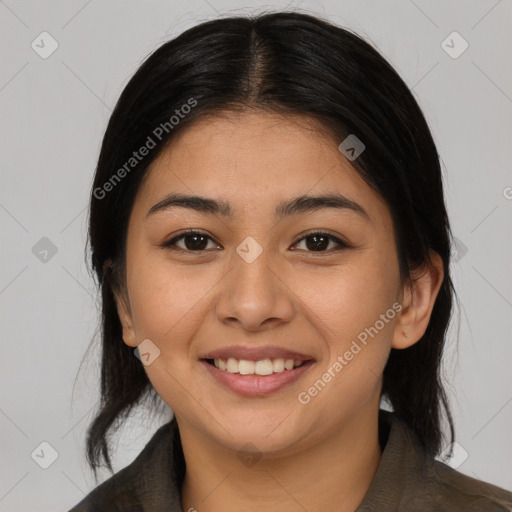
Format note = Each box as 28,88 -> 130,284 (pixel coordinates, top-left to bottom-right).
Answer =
161,229 -> 351,254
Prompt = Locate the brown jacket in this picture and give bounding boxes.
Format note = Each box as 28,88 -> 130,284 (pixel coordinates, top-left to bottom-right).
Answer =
68,410 -> 512,511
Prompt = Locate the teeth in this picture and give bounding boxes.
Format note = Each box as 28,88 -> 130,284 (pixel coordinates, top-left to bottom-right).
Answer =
226,357 -> 239,373
239,360 -> 255,375
273,358 -> 285,373
254,359 -> 273,375
212,357 -> 306,375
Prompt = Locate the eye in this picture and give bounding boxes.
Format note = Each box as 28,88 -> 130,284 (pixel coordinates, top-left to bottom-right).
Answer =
292,231 -> 350,253
161,230 -> 350,254
161,229 -> 221,252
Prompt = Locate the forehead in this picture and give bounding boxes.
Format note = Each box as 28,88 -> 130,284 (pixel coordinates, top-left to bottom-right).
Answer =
155,111 -> 351,175
133,111 -> 391,226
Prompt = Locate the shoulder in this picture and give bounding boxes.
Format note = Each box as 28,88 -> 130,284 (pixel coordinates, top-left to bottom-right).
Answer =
425,458 -> 512,512
401,421 -> 512,510
67,419 -> 182,512
66,462 -> 143,512
358,410 -> 512,511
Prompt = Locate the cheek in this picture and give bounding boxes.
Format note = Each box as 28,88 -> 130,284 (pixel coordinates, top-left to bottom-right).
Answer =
127,261 -> 213,346
124,257 -> 218,412
294,257 -> 399,405
296,267 -> 398,412
295,256 -> 399,339
125,240 -> 188,331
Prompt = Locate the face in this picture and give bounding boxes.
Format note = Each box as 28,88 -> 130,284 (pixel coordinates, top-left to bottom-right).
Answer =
114,110 -> 425,456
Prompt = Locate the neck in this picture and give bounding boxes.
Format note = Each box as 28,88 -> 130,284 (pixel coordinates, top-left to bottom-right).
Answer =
178,406 -> 382,512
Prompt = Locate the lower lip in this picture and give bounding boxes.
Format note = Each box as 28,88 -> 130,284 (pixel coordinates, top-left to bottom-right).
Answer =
201,359 -> 315,397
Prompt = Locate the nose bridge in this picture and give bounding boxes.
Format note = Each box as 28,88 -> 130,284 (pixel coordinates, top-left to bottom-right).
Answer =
215,235 -> 294,330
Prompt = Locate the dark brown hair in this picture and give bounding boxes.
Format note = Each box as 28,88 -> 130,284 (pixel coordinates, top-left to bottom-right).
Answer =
78,10 -> 456,480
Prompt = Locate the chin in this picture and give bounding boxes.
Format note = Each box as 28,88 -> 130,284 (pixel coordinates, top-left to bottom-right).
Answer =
207,410 -> 308,454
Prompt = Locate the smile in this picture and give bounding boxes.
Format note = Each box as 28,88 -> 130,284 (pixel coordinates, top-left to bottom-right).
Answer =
207,357 -> 305,375
201,358 -> 315,396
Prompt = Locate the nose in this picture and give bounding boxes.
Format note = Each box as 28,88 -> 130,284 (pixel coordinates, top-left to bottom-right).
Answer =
215,242 -> 295,332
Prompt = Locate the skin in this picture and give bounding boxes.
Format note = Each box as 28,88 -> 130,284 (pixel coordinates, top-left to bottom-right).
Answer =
113,110 -> 444,512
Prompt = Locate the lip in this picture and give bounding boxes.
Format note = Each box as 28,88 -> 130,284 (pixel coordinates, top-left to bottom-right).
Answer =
199,345 -> 315,362
200,359 -> 315,397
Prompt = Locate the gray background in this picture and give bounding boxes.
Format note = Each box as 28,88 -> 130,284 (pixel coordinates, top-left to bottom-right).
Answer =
1,0 -> 511,510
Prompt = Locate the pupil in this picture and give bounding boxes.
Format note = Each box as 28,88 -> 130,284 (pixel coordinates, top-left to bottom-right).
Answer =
306,234 -> 328,251
185,234 -> 208,251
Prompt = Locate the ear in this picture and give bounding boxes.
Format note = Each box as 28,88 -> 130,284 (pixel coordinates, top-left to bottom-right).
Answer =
113,288 -> 138,348
392,250 -> 444,350
104,260 -> 138,348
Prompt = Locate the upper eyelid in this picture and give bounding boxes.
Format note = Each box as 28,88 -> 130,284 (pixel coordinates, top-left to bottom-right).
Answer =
163,229 -> 220,249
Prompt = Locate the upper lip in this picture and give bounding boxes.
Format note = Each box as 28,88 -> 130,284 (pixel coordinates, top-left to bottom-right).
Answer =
200,345 -> 315,362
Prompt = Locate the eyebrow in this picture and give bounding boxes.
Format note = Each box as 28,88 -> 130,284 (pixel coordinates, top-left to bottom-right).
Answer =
146,192 -> 370,221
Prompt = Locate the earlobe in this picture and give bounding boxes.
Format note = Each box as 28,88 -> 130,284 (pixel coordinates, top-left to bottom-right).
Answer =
104,259 -> 138,348
112,286 -> 138,348
392,251 -> 444,350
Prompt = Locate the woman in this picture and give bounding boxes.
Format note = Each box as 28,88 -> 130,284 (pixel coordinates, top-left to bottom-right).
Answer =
69,10 -> 512,512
